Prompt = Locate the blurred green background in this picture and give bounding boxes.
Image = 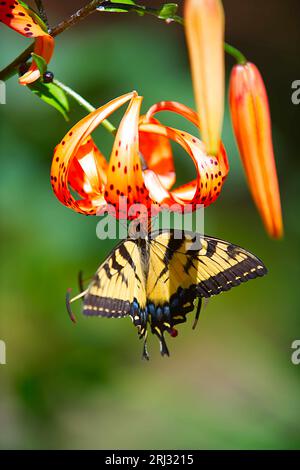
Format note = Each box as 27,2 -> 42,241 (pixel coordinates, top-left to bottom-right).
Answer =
0,0 -> 300,450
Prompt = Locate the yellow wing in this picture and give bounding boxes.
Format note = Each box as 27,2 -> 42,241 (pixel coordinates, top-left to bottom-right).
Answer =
147,229 -> 267,318
83,239 -> 147,319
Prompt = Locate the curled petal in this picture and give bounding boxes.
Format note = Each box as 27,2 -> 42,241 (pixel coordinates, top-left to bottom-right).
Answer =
141,122 -> 228,209
229,63 -> 283,238
139,116 -> 175,190
144,100 -> 228,176
50,92 -> 135,215
105,95 -> 151,219
184,0 -> 225,155
146,100 -> 199,127
0,1 -> 54,85
141,100 -> 228,208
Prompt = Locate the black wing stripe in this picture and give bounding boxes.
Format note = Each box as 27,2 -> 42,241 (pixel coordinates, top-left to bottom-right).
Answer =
118,243 -> 142,284
111,250 -> 125,273
205,239 -> 218,258
84,294 -> 131,318
103,262 -> 112,280
111,251 -> 129,287
153,234 -> 184,286
197,259 -> 267,297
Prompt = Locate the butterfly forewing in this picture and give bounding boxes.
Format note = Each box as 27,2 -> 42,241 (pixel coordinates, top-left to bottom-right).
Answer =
83,240 -> 147,318
148,230 -> 267,306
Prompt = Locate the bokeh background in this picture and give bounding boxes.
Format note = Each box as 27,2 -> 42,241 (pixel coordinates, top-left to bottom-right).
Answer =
0,0 -> 300,450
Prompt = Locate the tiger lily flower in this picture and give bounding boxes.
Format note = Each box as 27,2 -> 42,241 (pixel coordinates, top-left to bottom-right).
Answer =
229,62 -> 283,239
51,92 -> 229,218
184,0 -> 225,155
0,0 -> 54,85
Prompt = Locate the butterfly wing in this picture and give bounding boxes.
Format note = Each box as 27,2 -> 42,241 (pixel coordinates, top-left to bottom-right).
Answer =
83,239 -> 147,320
147,230 -> 267,345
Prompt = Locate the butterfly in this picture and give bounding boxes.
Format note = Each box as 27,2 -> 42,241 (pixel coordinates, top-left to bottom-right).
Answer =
67,229 -> 267,359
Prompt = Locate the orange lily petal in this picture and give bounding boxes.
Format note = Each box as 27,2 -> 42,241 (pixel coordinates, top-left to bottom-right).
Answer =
51,92 -> 135,215
139,116 -> 175,190
105,95 -> 151,219
144,100 -> 228,175
140,122 -> 228,209
140,100 -> 229,209
67,137 -> 108,198
229,62 -> 283,238
184,0 -> 225,155
0,1 -> 54,85
0,1 -> 46,36
19,35 -> 54,85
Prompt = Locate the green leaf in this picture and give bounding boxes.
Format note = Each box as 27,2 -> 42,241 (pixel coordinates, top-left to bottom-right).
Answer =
158,3 -> 178,20
31,53 -> 47,76
97,0 -> 137,14
28,81 -> 69,120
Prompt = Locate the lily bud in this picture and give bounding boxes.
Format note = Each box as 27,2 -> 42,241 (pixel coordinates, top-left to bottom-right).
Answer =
184,0 -> 225,155
229,62 -> 283,238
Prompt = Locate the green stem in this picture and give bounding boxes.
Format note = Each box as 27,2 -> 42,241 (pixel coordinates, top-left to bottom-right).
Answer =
54,79 -> 116,135
224,43 -> 247,65
34,0 -> 49,30
0,1 -> 247,82
0,1 -> 105,81
98,2 -> 246,62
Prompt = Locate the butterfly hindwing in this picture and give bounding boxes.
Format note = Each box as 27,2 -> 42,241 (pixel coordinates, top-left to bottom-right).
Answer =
83,239 -> 147,318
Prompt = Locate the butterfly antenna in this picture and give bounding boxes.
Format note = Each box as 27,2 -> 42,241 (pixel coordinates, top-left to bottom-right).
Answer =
78,270 -> 85,293
192,298 -> 202,330
65,288 -> 88,324
66,289 -> 77,324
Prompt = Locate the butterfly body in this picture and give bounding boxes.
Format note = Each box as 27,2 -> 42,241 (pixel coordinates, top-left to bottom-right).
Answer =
73,230 -> 267,358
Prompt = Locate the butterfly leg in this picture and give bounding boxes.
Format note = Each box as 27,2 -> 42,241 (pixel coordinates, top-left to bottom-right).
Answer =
192,298 -> 202,330
159,333 -> 170,357
142,332 -> 150,361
